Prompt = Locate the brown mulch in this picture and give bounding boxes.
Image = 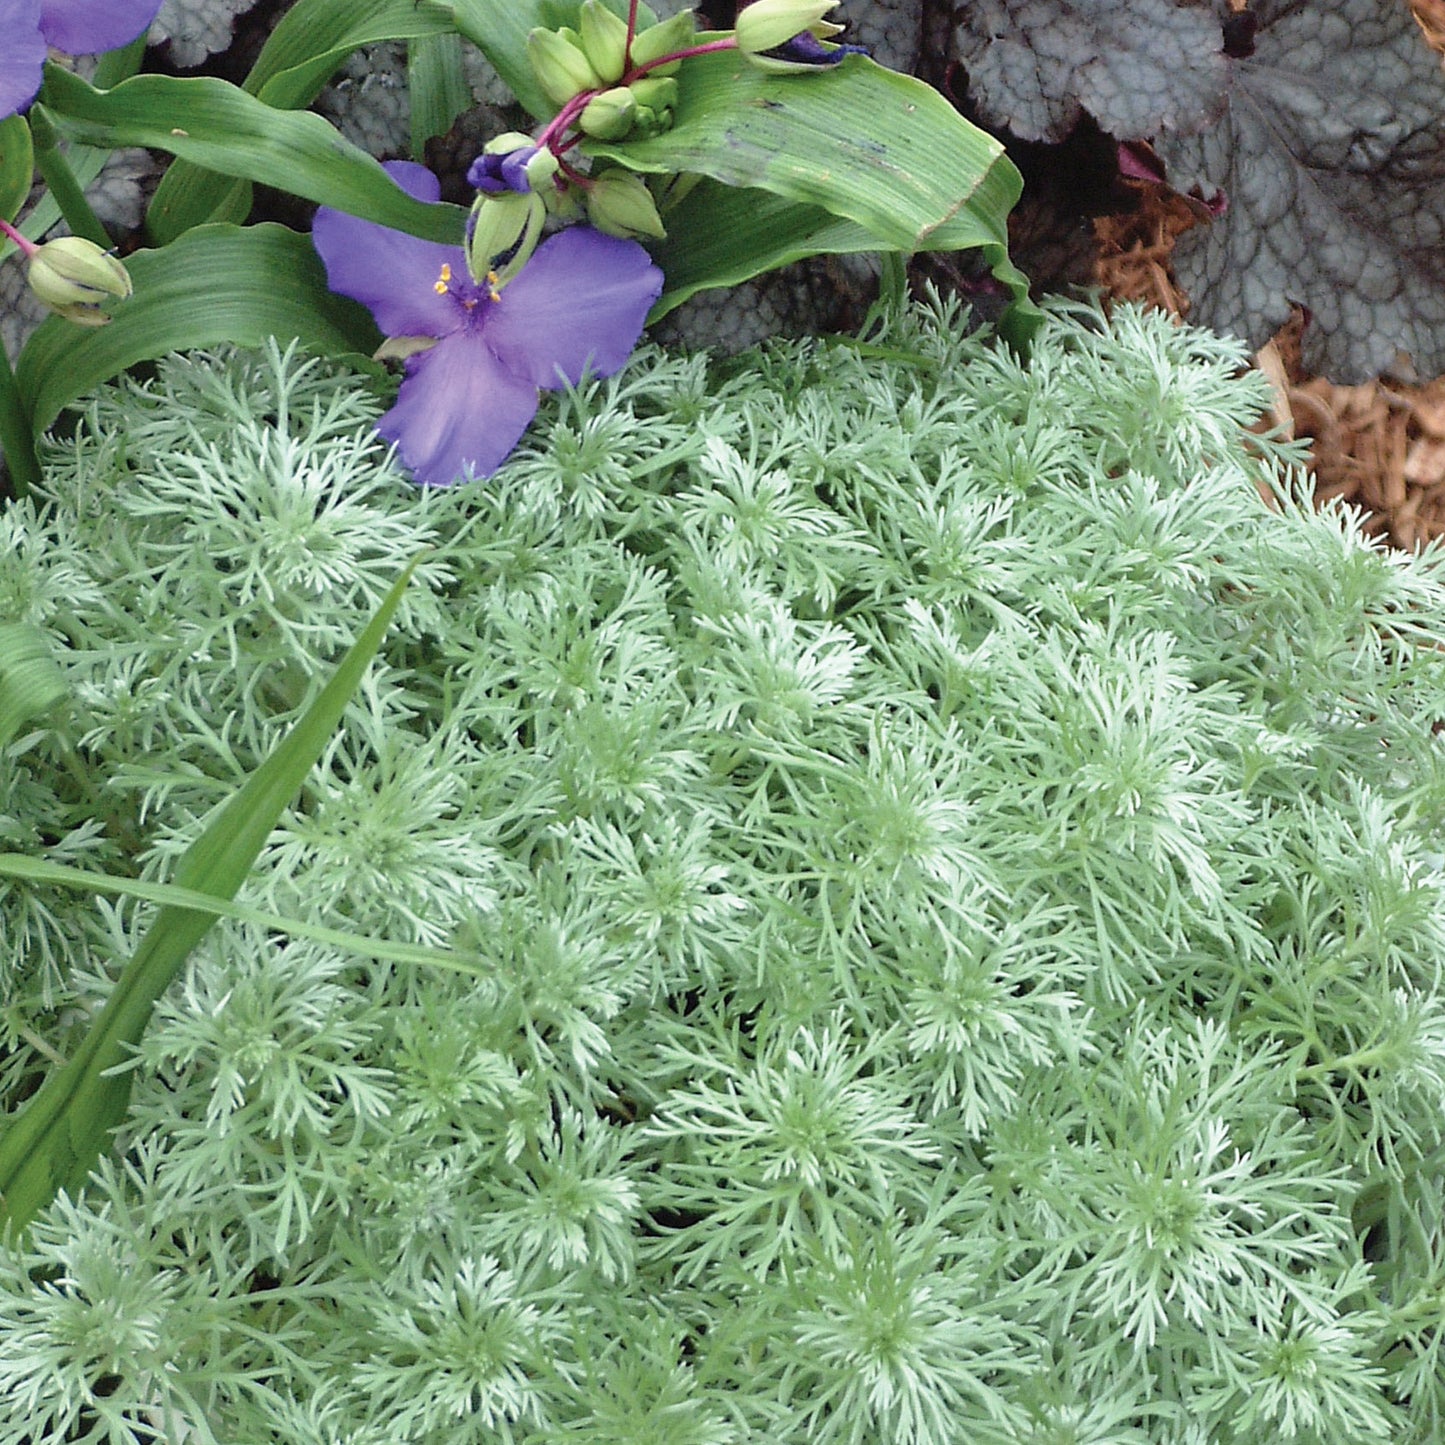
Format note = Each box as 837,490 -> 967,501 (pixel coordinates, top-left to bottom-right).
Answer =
1090,0 -> 1445,550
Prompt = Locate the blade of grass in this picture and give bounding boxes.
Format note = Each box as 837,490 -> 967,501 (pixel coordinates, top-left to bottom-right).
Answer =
0,557 -> 425,1232
0,854 -> 489,979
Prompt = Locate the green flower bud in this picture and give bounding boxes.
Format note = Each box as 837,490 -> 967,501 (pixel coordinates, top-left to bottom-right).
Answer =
585,170 -> 667,240
527,26 -> 604,107
26,236 -> 131,318
540,175 -> 585,222
626,9 -> 695,75
524,149 -> 561,189
579,86 -> 638,140
578,0 -> 630,84
629,76 -> 678,112
734,0 -> 843,55
627,75 -> 678,133
465,191 -> 546,290
482,130 -> 538,156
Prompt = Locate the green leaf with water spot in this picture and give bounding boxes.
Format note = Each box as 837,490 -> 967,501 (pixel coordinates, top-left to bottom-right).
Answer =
588,47 -> 1009,255
147,0 -> 461,242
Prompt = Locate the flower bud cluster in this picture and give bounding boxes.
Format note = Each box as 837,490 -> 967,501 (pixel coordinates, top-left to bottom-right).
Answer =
468,0 -> 865,288
528,3 -> 697,107
578,76 -> 678,141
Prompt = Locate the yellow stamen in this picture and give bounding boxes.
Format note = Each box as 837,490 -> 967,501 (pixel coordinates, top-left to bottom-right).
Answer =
487,269 -> 502,303
433,262 -> 452,295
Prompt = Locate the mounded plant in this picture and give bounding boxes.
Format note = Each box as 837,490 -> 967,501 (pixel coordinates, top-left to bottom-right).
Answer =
2,297 -> 1445,1441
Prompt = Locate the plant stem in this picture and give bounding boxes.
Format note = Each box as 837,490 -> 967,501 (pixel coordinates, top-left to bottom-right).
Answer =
27,105 -> 111,248
0,217 -> 37,258
537,38 -> 741,153
622,37 -> 738,85
625,0 -> 640,57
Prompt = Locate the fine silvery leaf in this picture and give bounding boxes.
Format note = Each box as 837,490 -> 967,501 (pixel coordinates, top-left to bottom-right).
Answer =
1156,0 -> 1445,383
952,0 -> 1226,144
0,559 -> 421,1233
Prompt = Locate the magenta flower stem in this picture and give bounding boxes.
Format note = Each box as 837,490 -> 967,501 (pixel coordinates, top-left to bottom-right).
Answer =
536,91 -> 596,154
554,152 -> 592,186
625,0 -> 640,63
622,36 -> 738,84
0,218 -> 37,259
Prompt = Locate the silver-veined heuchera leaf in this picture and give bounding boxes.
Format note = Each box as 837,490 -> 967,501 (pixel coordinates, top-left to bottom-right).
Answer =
1156,0 -> 1445,383
953,0 -> 1227,144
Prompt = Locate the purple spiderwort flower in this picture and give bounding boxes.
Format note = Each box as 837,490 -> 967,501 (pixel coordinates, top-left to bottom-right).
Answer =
0,0 -> 163,119
313,161 -> 663,486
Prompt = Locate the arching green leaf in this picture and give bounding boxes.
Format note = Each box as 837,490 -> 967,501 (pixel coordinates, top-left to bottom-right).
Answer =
148,0 -> 462,242
38,67 -> 466,245
0,624 -> 67,749
15,224 -> 380,435
589,49 -> 1006,254
0,116 -> 34,226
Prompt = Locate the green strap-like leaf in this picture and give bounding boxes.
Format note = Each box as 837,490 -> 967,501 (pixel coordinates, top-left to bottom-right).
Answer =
149,0 -> 461,242
15,223 -> 381,436
589,48 -> 1005,254
39,66 -> 467,244
0,116 -> 34,226
0,854 -> 488,979
0,624 -> 68,749
0,42 -> 144,264
0,560 -> 423,1233
410,32 -> 473,160
441,0 -> 651,121
650,167 -> 1041,349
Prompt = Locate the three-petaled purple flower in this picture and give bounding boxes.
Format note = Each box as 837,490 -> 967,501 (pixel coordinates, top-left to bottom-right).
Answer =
313,161 -> 663,486
0,0 -> 163,119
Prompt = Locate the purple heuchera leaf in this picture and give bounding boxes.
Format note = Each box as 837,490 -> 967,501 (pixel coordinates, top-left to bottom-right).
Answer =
313,161 -> 663,486
1156,0 -> 1445,382
0,0 -> 163,118
953,0 -> 1227,144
